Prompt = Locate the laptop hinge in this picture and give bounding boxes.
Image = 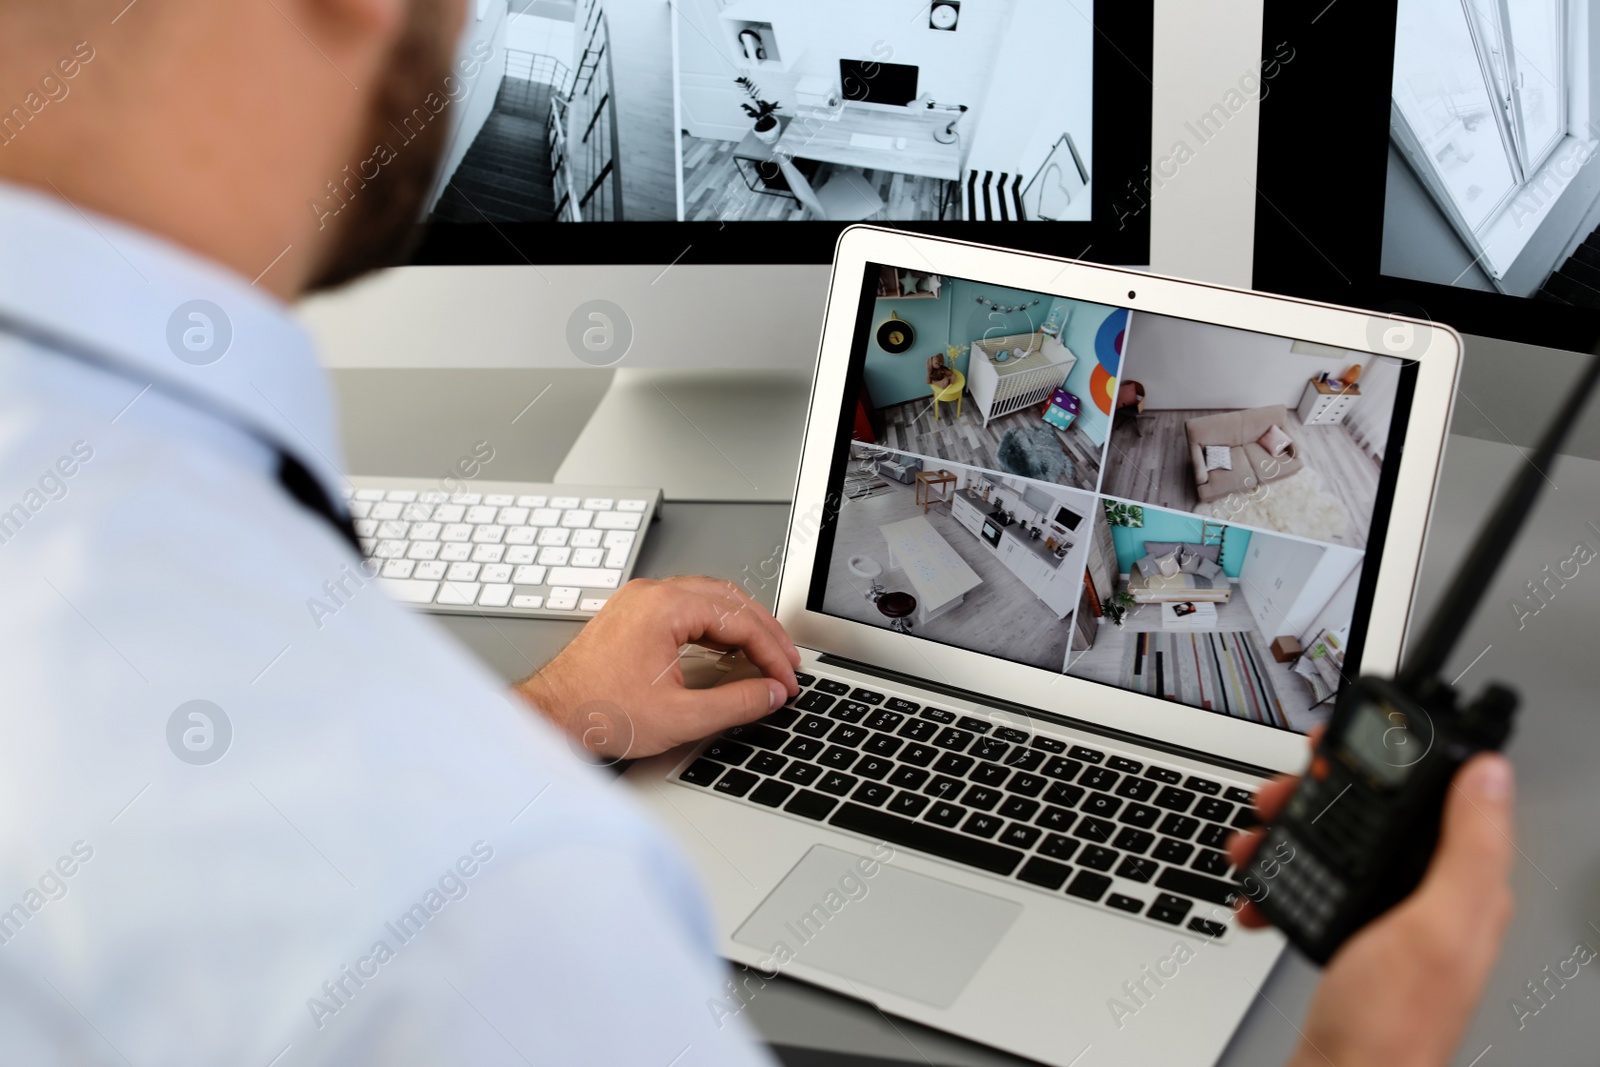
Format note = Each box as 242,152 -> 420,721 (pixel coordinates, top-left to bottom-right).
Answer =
815,652 -> 1278,780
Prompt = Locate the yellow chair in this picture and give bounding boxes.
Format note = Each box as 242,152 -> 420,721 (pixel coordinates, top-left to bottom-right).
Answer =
930,368 -> 965,421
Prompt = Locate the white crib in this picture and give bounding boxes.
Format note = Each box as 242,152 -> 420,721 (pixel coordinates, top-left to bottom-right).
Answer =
967,333 -> 1078,426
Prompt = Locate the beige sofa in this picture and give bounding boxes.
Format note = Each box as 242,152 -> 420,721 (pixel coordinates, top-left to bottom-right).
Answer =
1185,404 -> 1303,503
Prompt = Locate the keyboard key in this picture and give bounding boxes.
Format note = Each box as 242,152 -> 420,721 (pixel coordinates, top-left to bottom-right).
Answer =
925,802 -> 966,828
933,753 -> 974,776
679,759 -> 722,786
1113,827 -> 1155,854
1184,776 -> 1222,795
898,719 -> 938,742
888,791 -> 930,817
1038,834 -> 1078,860
547,567 -> 622,589
794,715 -> 831,738
561,510 -> 594,529
1106,893 -> 1145,914
406,540 -> 441,560
1154,786 -> 1196,812
920,707 -> 957,724
381,559 -> 416,579
784,790 -> 838,820
1197,823 -> 1232,850
1194,797 -> 1234,822
933,727 -> 975,751
1147,893 -> 1193,925
1073,817 -> 1116,844
1116,856 -> 1157,883
813,678 -> 851,695
1044,783 -> 1085,808
994,727 -> 1029,744
594,511 -> 641,530
1031,736 -> 1067,753
380,578 -> 439,604
849,688 -> 884,704
1080,793 -> 1122,819
1224,786 -> 1257,805
538,547 -> 572,566
446,561 -> 481,582
961,786 -> 1002,811
863,709 -> 904,732
829,724 -> 869,747
1002,747 -> 1044,771
1144,766 -> 1183,784
962,813 -> 1004,838
1007,773 -> 1047,798
852,781 -> 894,806
1114,777 -> 1157,801
471,544 -> 506,564
702,740 -> 753,764
998,797 -> 1039,820
1153,839 -> 1194,864
999,823 -> 1041,849
439,543 -> 472,562
1188,917 -> 1227,939
1017,857 -> 1073,890
714,769 -> 759,797
956,716 -> 992,734
924,776 -> 965,800
1119,802 -> 1161,829
1231,807 -> 1261,830
888,766 -> 929,790
1043,756 -> 1083,781
528,508 -> 561,527
818,746 -> 857,770
1066,870 -> 1112,902
830,701 -> 870,723
899,743 -> 938,767
512,565 -> 548,585
582,497 -> 612,511
748,752 -> 786,775
1159,814 -> 1200,840
1107,756 -> 1143,774
1155,868 -> 1243,907
863,734 -> 902,758
761,709 -> 799,729
617,498 -> 649,512
969,762 -> 1009,787
794,672 -> 816,687
817,772 -> 858,796
830,803 -> 1024,876
970,738 -> 1009,762
1069,745 -> 1104,764
853,756 -> 894,780
1036,806 -> 1075,832
780,762 -> 822,786
1193,849 -> 1231,875
436,581 -> 480,605
723,722 -> 787,749
550,496 -> 579,509
512,594 -> 543,609
482,585 -> 515,607
885,697 -> 920,714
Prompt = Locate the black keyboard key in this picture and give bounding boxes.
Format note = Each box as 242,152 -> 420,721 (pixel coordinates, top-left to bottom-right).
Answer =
1069,745 -> 1105,764
813,678 -> 851,695
1078,845 -> 1118,871
795,671 -> 816,688
934,727 -> 975,751
1003,748 -> 1045,771
795,691 -> 836,713
1007,772 -> 1047,797
1066,870 -> 1112,901
969,762 -> 1010,786
1036,806 -> 1075,832
1159,813 -> 1200,839
999,796 -> 1040,820
853,756 -> 894,781
1107,893 -> 1145,914
1000,823 -> 1041,849
780,761 -> 822,786
1193,849 -> 1231,875
1154,786 -> 1196,812
963,813 -> 1004,838
1147,893 -> 1193,925
829,724 -> 869,747
830,701 -> 870,724
1113,777 -> 1157,801
925,775 -> 965,800
1079,767 -> 1119,792
885,697 -> 920,714
704,740 -> 754,765
785,789 -> 838,820
750,780 -> 793,807
714,769 -> 759,797
850,688 -> 884,704
679,759 -> 723,786
1031,735 -> 1067,753
864,733 -> 903,757
888,766 -> 930,789
1143,765 -> 1182,784
994,727 -> 1030,744
888,791 -> 930,817
1107,756 -> 1142,774
852,781 -> 894,806
1153,839 -> 1193,864
898,719 -> 938,742
1117,856 -> 1157,883
1038,833 -> 1079,860
934,753 -> 975,776
748,752 -> 786,776
1224,785 -> 1256,805
863,709 -> 904,732
962,786 -> 1002,811
818,746 -> 858,770
1194,797 -> 1234,822
1043,756 -> 1083,781
723,722 -> 787,749
1113,827 -> 1155,854
762,707 -> 800,729
1120,802 -> 1161,829
1073,817 -> 1116,844
925,801 -> 966,828
794,715 -> 831,739
1155,868 -> 1243,907
1080,793 -> 1122,819
957,715 -> 993,734
920,707 -> 957,724
1188,917 -> 1227,939
1197,823 -> 1232,849
782,736 -> 825,760
1017,856 -> 1073,890
900,743 -> 939,767
970,738 -> 1009,762
1045,782 -> 1086,808
1231,807 -> 1260,830
1184,776 -> 1221,795
817,771 -> 858,796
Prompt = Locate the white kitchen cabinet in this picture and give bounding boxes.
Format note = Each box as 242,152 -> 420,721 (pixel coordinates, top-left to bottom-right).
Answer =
1039,565 -> 1079,618
951,493 -> 985,537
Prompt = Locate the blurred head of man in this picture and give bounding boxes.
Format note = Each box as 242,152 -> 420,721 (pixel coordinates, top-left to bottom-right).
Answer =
0,0 -> 468,297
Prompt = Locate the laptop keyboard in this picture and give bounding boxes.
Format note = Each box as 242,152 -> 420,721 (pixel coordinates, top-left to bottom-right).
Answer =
675,671 -> 1261,940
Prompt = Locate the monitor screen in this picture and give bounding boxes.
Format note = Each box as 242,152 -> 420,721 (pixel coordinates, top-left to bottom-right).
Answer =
805,263 -> 1417,736
407,0 -> 1153,266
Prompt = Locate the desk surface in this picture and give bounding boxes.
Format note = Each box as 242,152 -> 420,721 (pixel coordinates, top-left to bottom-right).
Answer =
341,367 -> 1600,1067
768,106 -> 964,182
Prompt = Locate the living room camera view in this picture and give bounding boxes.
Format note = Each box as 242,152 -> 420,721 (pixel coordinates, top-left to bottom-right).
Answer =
819,265 -> 1405,734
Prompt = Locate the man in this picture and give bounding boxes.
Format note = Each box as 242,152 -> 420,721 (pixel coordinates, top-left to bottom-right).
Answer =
0,1 -> 1514,1065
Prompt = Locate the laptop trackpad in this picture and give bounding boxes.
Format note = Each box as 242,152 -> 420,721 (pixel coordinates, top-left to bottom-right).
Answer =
733,845 -> 1022,1008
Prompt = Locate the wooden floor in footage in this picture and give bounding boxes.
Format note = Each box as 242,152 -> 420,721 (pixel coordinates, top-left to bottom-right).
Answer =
680,134 -> 954,222
878,399 -> 1105,494
820,478 -> 1072,673
1100,409 -> 1381,548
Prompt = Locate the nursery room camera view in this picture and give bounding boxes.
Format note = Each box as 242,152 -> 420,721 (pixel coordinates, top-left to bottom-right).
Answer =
822,451 -> 1096,673
854,267 -> 1126,494
1065,500 -> 1362,733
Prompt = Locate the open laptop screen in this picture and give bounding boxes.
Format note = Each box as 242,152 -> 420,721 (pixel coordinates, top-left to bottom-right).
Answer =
805,263 -> 1417,736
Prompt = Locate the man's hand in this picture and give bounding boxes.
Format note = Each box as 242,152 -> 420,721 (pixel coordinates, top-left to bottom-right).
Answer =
1229,746 -> 1515,1067
514,576 -> 801,761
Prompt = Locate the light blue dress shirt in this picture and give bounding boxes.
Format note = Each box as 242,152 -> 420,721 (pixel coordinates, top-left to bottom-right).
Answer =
0,180 -> 774,1066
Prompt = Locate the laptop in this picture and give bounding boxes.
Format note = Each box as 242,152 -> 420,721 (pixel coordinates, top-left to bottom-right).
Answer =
624,227 -> 1460,1066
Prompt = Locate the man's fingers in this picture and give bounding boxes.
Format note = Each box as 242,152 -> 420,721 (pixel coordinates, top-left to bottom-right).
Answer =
670,576 -> 801,668
1252,774 -> 1299,823
673,590 -> 798,694
660,677 -> 785,744
1227,827 -> 1264,870
1412,755 -> 1515,928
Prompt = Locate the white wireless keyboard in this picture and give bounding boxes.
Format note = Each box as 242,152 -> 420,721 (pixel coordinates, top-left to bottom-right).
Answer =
344,476 -> 662,620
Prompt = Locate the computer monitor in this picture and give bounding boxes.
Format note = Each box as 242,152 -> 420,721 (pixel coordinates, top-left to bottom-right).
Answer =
1250,0 -> 1600,353
839,58 -> 919,108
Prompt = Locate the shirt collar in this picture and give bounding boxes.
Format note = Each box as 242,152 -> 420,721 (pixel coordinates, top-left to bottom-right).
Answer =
0,179 -> 346,500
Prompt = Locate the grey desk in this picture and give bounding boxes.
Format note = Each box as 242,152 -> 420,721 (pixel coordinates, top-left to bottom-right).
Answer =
335,362 -> 1600,1067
